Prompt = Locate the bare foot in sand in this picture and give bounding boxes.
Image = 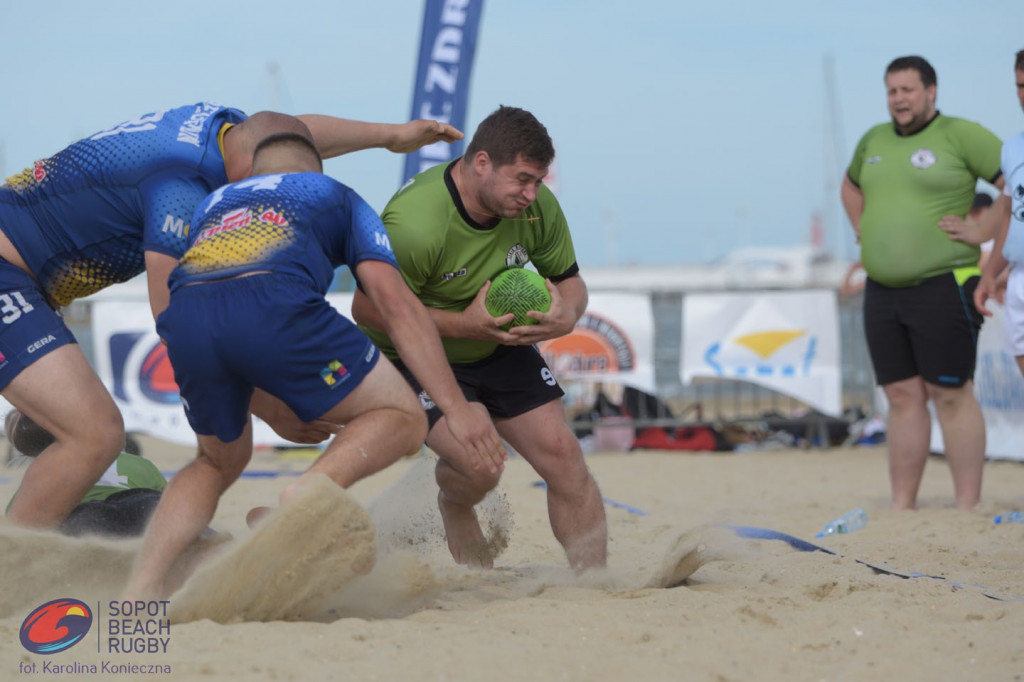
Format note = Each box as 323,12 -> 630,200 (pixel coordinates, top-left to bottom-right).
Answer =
438,490 -> 492,568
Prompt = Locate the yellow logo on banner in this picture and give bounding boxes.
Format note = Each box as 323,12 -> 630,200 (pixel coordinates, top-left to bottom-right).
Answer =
733,330 -> 806,359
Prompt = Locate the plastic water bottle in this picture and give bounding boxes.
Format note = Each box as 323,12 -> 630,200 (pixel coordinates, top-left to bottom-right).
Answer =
816,508 -> 868,538
993,512 -> 1024,524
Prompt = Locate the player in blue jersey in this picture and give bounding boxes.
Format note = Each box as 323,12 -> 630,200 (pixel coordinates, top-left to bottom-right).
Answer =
0,103 -> 463,529
124,129 -> 505,599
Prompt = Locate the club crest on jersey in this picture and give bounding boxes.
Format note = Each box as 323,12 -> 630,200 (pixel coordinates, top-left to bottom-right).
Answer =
505,244 -> 530,268
909,148 -> 936,169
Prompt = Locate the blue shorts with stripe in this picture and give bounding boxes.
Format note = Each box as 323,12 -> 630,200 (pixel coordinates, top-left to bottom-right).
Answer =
0,259 -> 76,391
157,274 -> 379,442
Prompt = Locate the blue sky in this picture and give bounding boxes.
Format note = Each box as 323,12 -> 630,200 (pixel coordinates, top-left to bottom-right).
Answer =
2,1 -> 1022,267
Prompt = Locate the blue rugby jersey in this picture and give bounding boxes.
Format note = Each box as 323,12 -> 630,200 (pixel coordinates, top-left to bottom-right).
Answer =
0,102 -> 246,305
170,172 -> 398,294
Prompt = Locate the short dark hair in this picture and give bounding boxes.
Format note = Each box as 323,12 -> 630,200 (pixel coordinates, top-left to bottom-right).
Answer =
1016,49 -> 1024,72
886,56 -> 937,89
252,132 -> 323,169
465,105 -> 555,169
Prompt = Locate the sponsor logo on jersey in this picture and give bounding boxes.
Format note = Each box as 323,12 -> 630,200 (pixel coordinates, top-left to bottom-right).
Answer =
441,267 -> 468,282
866,155 -> 881,165
161,214 -> 188,239
909,148 -> 936,169
193,208 -> 252,245
26,334 -> 57,354
505,243 -> 530,268
320,360 -> 349,387
177,102 -> 221,147
32,161 -> 46,182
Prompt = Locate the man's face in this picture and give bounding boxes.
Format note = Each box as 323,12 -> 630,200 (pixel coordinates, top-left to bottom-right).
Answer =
477,154 -> 548,219
885,68 -> 936,134
1016,68 -> 1024,113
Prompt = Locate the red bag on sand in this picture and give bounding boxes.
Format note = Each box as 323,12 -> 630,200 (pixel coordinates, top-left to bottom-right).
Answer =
632,426 -> 721,452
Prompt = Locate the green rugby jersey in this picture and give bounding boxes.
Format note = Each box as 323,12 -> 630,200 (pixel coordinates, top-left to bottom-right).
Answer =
7,452 -> 167,514
363,160 -> 579,363
848,114 -> 1001,287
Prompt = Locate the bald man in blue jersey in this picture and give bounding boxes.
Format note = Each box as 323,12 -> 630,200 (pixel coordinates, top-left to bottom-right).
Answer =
0,103 -> 462,528
125,131 -> 504,598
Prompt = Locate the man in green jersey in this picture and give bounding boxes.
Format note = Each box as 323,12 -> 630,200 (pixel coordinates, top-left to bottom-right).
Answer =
841,55 -> 1005,511
353,106 -> 607,570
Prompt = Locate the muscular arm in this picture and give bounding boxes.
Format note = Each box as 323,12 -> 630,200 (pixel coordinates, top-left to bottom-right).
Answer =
355,260 -> 505,470
144,251 -> 178,322
840,175 -> 864,243
296,116 -> 463,159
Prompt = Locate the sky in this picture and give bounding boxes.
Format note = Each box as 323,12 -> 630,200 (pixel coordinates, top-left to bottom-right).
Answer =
1,1 -> 1022,268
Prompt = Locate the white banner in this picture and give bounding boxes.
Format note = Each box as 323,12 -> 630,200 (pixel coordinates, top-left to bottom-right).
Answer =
929,303 -> 1024,460
91,294 -> 355,447
536,293 -> 656,394
681,290 -> 842,416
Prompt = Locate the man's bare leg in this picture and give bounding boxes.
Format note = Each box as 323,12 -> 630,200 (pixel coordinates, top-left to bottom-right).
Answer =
125,426 -> 253,600
428,402 -> 502,567
928,380 -> 985,510
882,377 -> 931,510
5,345 -> 124,527
498,400 -> 607,570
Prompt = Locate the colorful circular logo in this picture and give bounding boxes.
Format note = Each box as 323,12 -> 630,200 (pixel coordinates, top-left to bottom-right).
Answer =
20,598 -> 93,654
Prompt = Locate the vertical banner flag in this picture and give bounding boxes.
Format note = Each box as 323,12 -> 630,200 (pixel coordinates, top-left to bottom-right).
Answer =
402,0 -> 484,183
681,290 -> 842,416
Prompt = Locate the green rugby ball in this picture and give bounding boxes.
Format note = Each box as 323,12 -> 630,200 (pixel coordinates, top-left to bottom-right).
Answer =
485,268 -> 551,329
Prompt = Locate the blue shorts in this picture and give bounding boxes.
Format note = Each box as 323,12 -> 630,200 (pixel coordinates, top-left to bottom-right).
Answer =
0,259 -> 76,391
157,275 -> 379,443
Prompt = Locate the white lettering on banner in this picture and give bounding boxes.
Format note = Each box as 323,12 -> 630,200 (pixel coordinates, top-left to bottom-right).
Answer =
90,111 -> 166,141
161,214 -> 186,239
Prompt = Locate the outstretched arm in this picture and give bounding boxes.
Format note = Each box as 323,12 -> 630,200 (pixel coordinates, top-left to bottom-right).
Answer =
355,260 -> 506,473
296,116 -> 463,159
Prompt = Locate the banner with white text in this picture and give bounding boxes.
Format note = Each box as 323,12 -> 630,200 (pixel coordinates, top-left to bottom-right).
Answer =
90,295 -> 355,448
402,0 -> 484,183
681,290 -> 842,416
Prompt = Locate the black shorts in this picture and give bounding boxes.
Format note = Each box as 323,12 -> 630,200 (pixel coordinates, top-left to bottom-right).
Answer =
393,345 -> 565,429
863,272 -> 983,387
59,488 -> 162,538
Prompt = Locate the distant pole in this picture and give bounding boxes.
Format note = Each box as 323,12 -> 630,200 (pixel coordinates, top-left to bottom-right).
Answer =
823,53 -> 854,261
266,61 -> 294,112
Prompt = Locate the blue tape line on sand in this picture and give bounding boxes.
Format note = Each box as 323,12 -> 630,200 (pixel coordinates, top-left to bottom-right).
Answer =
725,525 -> 1024,603
532,480 -> 647,516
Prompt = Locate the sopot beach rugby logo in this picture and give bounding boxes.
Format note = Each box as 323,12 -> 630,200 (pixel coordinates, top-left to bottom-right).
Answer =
19,598 -> 93,654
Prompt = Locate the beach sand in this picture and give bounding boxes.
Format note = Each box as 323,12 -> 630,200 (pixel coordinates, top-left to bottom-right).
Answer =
1,436 -> 1023,681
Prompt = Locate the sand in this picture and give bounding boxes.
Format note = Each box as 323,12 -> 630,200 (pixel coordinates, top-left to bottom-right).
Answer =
1,435 -> 1023,681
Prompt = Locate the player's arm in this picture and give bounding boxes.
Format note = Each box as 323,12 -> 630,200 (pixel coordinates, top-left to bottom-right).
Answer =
939,178 -> 1007,244
352,285 -> 517,343
355,260 -> 506,472
840,175 -> 864,243
296,116 -> 463,158
975,193 -> 1013,317
144,251 -> 178,322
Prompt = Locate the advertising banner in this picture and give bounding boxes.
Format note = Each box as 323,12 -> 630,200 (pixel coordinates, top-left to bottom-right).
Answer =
681,290 -> 842,416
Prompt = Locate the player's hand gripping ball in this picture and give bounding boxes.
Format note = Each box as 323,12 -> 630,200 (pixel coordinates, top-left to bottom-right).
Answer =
485,268 -> 552,329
